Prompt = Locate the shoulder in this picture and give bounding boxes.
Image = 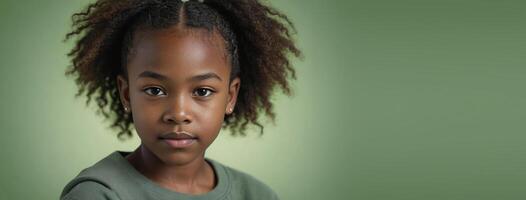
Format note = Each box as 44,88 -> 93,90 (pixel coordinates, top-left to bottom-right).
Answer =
60,181 -> 120,200
61,152 -> 131,200
210,159 -> 280,200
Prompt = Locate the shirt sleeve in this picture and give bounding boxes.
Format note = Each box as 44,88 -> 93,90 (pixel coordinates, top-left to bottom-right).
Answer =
60,181 -> 120,200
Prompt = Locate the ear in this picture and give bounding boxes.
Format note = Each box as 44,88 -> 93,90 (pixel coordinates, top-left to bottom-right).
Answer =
226,77 -> 240,114
116,74 -> 131,109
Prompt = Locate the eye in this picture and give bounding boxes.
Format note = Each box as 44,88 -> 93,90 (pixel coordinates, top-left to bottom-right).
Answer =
193,88 -> 215,97
143,87 -> 167,96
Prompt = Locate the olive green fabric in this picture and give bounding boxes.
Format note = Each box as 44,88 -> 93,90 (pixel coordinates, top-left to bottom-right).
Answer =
60,151 -> 278,200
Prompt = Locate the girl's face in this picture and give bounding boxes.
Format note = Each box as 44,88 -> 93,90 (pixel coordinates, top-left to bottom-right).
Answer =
116,26 -> 240,165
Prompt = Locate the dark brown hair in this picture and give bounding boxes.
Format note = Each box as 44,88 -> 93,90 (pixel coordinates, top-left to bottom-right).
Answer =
65,0 -> 301,140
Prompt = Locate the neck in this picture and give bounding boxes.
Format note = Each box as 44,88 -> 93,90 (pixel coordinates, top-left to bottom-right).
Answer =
125,144 -> 215,193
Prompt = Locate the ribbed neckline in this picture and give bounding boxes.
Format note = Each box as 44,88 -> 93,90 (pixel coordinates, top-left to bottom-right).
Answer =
112,151 -> 230,200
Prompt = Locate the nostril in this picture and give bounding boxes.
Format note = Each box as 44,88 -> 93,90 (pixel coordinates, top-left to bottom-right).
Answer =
163,114 -> 192,124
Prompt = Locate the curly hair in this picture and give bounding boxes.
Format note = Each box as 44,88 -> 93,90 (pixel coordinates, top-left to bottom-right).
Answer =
65,0 -> 301,140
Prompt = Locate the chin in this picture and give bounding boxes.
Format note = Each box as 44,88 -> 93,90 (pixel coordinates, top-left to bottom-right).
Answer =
150,144 -> 204,166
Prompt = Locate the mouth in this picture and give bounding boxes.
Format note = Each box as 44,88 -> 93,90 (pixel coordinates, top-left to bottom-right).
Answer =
158,131 -> 198,148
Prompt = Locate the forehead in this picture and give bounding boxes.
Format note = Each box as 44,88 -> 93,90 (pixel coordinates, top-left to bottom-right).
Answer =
126,26 -> 230,81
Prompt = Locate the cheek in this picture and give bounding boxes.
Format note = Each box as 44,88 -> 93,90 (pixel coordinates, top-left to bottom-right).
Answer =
195,98 -> 227,124
129,93 -> 162,137
195,96 -> 228,135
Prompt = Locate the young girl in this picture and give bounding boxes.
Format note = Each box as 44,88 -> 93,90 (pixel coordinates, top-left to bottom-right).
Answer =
60,0 -> 300,199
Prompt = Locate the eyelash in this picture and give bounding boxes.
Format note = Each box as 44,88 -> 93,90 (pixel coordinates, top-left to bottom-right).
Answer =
142,87 -> 215,98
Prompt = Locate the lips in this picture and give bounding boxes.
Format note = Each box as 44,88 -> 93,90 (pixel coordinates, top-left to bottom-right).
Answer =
158,131 -> 198,140
159,131 -> 197,148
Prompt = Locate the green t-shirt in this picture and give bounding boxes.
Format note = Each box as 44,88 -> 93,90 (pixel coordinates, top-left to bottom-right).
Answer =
60,151 -> 279,200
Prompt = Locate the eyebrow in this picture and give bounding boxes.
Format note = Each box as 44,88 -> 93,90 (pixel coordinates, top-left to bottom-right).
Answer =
137,70 -> 222,82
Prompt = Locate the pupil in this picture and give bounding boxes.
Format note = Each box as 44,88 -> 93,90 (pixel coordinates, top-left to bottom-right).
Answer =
199,89 -> 206,96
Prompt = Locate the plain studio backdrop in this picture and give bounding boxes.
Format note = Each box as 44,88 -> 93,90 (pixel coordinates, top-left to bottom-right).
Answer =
1,0 -> 525,199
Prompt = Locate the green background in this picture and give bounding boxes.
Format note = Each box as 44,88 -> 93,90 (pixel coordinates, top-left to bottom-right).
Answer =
1,0 -> 525,199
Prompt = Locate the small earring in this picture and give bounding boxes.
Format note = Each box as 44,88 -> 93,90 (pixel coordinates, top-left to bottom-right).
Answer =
229,108 -> 233,113
124,107 -> 129,112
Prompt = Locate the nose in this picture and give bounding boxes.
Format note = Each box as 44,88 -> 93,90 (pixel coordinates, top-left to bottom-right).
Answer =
162,94 -> 193,125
